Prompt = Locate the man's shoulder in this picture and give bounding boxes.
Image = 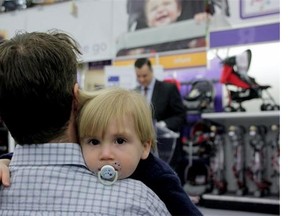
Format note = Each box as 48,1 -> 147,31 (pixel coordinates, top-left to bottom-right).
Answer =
61,169 -> 165,202
69,167 -> 153,192
1,167 -> 170,215
156,80 -> 177,91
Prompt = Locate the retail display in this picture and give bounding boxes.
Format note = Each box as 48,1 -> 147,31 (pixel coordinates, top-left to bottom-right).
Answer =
209,124 -> 226,195
183,79 -> 215,113
183,120 -> 213,196
268,124 -> 280,197
228,125 -> 247,196
246,125 -> 270,197
193,112 -> 280,214
220,49 -> 280,112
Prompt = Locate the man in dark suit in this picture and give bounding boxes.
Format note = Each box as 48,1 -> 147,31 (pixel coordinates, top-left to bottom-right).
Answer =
134,58 -> 188,185
134,58 -> 186,133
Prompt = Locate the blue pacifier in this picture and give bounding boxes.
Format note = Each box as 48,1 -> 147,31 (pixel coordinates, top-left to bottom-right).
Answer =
98,165 -> 118,185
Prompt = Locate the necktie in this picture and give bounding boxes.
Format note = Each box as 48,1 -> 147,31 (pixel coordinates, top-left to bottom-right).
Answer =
144,87 -> 148,97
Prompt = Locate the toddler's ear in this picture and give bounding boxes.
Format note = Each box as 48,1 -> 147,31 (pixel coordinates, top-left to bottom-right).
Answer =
141,140 -> 152,160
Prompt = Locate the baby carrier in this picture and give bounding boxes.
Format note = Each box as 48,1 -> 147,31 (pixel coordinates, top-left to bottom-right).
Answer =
183,79 -> 215,113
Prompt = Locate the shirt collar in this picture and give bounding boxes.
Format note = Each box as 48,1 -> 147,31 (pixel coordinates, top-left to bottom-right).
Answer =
10,143 -> 87,167
142,77 -> 156,91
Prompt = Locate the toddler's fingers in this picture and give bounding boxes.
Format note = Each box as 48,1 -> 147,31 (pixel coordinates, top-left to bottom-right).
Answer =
0,164 -> 10,187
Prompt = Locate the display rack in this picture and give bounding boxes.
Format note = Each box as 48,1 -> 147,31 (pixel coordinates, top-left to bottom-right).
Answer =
201,193 -> 279,214
199,110 -> 280,214
202,111 -> 279,119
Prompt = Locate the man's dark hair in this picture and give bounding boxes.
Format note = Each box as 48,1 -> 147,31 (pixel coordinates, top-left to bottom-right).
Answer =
134,58 -> 152,70
0,30 -> 81,144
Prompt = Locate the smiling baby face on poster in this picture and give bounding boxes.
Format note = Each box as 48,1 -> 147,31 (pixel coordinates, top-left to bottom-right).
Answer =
144,0 -> 182,28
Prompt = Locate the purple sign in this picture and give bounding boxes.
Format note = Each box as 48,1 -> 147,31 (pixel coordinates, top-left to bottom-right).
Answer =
210,23 -> 279,48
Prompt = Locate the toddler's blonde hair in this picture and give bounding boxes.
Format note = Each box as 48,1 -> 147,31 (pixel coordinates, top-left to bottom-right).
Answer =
78,87 -> 156,149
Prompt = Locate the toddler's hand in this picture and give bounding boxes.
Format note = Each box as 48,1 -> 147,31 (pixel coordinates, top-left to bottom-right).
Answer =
0,159 -> 11,187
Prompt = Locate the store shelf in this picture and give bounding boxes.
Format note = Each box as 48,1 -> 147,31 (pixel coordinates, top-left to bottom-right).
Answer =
202,194 -> 280,205
201,194 -> 280,215
197,110 -> 280,215
202,111 -> 279,120
199,110 -> 280,134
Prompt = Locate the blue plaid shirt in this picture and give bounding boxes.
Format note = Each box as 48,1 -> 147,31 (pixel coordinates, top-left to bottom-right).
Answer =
0,143 -> 171,216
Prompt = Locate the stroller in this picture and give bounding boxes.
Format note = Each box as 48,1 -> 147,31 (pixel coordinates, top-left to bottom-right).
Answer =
220,49 -> 280,112
246,125 -> 271,197
183,79 -> 215,113
183,120 -> 213,196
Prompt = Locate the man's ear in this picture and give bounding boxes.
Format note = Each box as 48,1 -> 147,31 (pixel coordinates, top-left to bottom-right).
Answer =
73,83 -> 80,112
141,140 -> 152,160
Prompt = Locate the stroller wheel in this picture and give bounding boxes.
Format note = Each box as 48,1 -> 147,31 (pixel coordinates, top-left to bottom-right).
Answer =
224,105 -> 237,112
260,103 -> 266,111
237,106 -> 246,112
261,103 -> 274,111
273,104 -> 280,110
266,103 -> 274,111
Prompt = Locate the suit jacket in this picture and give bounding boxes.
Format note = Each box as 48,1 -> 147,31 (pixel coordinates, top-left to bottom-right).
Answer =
131,153 -> 203,216
136,80 -> 186,132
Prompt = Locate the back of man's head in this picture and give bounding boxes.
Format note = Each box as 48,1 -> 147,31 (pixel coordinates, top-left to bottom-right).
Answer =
0,30 -> 81,144
134,57 -> 152,70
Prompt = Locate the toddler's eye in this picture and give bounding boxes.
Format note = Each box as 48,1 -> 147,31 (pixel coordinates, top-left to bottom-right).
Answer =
88,139 -> 100,145
115,138 -> 126,145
